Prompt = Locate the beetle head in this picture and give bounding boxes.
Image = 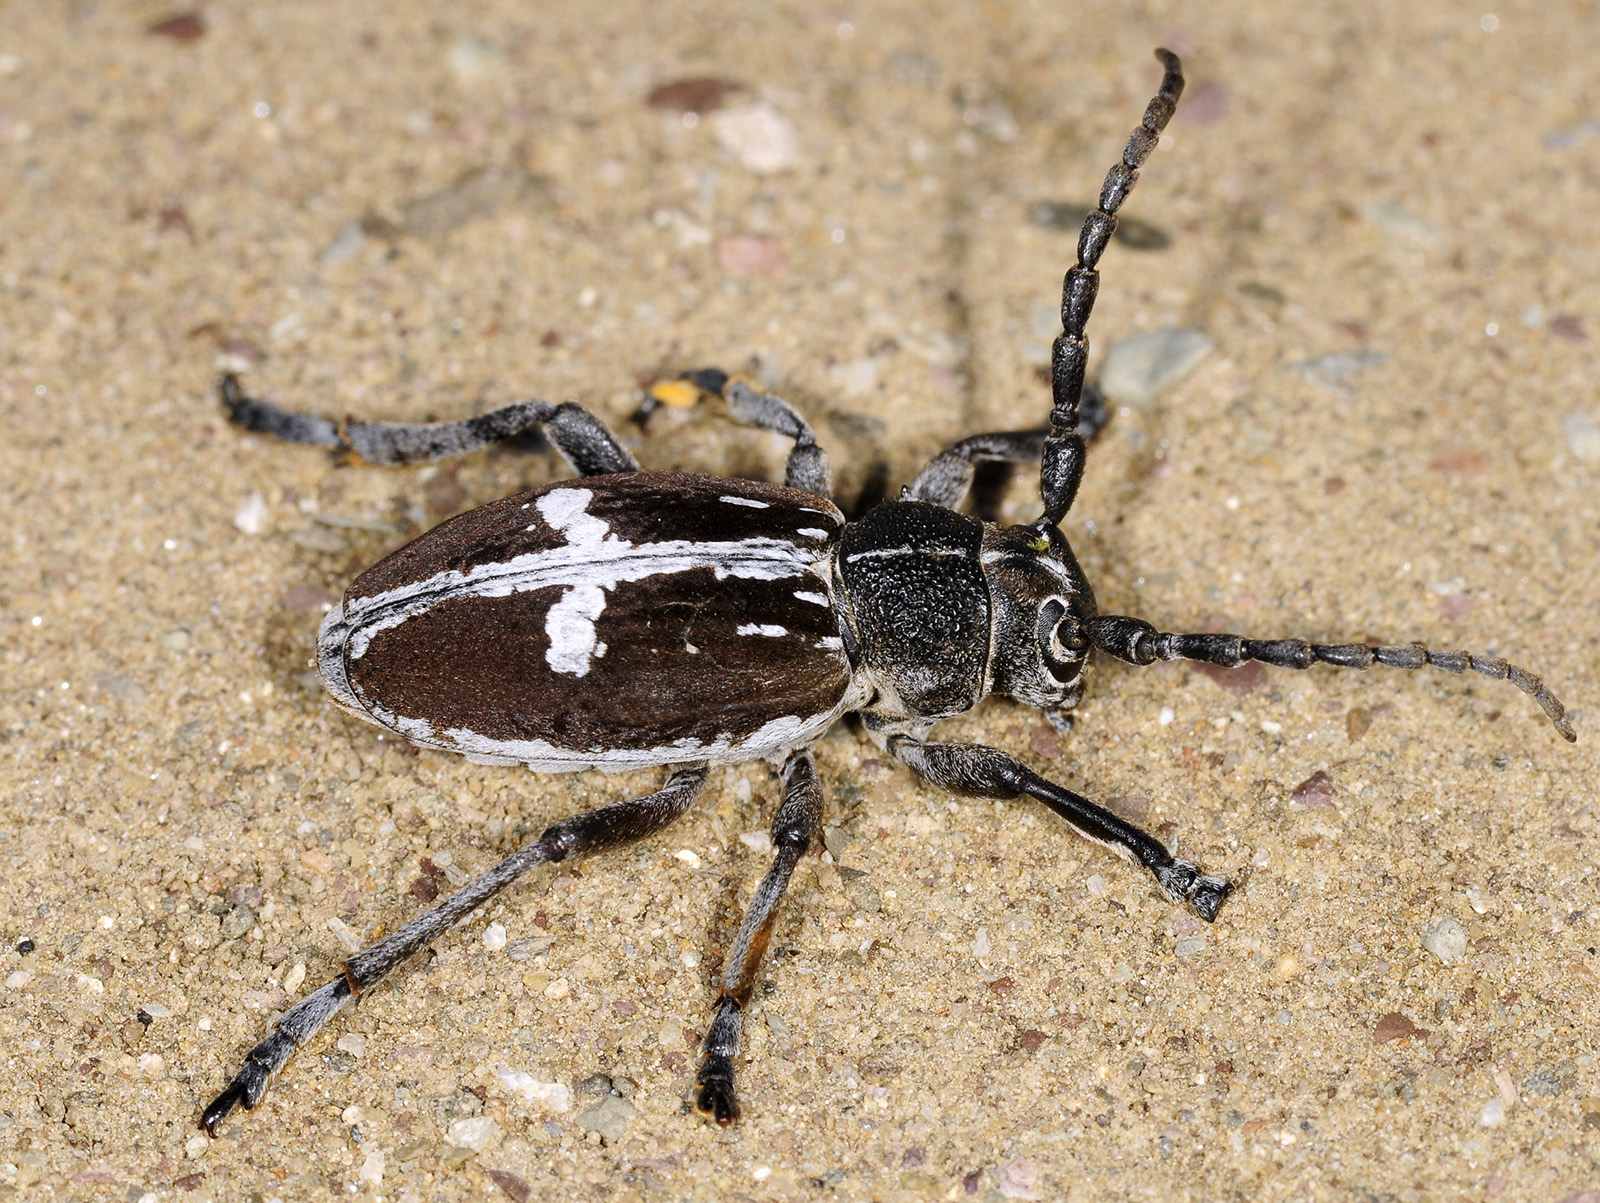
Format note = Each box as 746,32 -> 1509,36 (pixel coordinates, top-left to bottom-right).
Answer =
982,521 -> 1098,711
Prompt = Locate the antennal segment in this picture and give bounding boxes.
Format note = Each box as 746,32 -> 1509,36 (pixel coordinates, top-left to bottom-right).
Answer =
1040,49 -> 1184,526
1086,615 -> 1576,742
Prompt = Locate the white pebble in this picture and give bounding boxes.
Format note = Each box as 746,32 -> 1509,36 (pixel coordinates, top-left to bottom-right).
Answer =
711,103 -> 799,174
184,1134 -> 209,1159
1564,412 -> 1600,464
340,1104 -> 365,1125
1422,916 -> 1470,964
738,831 -> 773,853
1085,874 -> 1107,896
140,1002 -> 172,1019
1480,1098 -> 1505,1127
357,1148 -> 385,1186
971,927 -> 991,957
326,916 -> 363,953
483,921 -> 507,952
233,492 -> 267,535
282,961 -> 306,992
336,1032 -> 366,1058
1175,936 -> 1207,957
1158,706 -> 1175,726
543,977 -> 571,999
674,848 -> 702,869
445,1115 -> 499,1152
495,1063 -> 572,1112
137,1053 -> 165,1078
5,971 -> 31,989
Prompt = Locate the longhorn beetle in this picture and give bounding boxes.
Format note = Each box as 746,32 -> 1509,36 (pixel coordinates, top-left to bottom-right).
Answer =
201,49 -> 1575,1134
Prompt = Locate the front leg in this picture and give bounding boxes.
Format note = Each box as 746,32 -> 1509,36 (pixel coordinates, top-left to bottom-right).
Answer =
695,749 -> 823,1124
888,736 -> 1230,921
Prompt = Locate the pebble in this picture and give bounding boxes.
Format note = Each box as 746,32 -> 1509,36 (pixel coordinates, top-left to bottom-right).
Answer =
1423,916 -> 1470,964
1363,200 -> 1443,248
1175,936 -> 1207,957
326,916 -> 363,953
575,1094 -> 639,1142
283,961 -> 306,992
184,1134 -> 209,1160
711,103 -> 798,174
233,492 -> 267,534
1564,412 -> 1600,464
483,921 -> 507,952
444,1115 -> 499,1152
140,1002 -> 171,1019
1291,351 -> 1385,395
506,936 -> 553,962
219,905 -> 255,940
1480,1098 -> 1506,1127
1097,329 -> 1214,409
738,831 -> 773,853
5,971 -> 31,989
357,1149 -> 384,1186
998,1157 -> 1040,1200
336,1032 -> 366,1058
971,927 -> 991,957
495,1063 -> 572,1112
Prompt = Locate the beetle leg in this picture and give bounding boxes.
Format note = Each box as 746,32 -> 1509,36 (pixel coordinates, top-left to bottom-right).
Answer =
887,737 -> 1231,921
200,766 -> 706,1135
904,386 -> 1112,512
1086,615 -> 1576,743
218,373 -> 639,473
695,749 -> 822,1126
680,369 -> 833,499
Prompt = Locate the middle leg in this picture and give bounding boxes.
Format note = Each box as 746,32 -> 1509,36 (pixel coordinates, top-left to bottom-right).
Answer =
695,749 -> 823,1124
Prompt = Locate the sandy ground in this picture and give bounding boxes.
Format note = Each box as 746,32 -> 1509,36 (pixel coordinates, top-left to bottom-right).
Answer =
2,2 -> 1598,1200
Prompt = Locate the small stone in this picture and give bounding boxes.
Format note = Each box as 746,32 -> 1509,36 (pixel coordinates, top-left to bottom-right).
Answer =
141,1002 -> 171,1019
971,927 -> 991,958
233,491 -> 267,534
506,936 -> 553,962
5,971 -> 31,989
998,1157 -> 1040,1200
821,826 -> 850,858
715,234 -> 786,278
1097,328 -> 1213,409
483,921 -> 507,952
647,77 -> 738,114
1373,1012 -> 1429,1044
1291,771 -> 1336,809
138,1052 -> 165,1077
495,1063 -> 573,1111
1564,412 -> 1600,464
1423,916 -> 1470,964
184,1134 -> 209,1159
711,103 -> 798,174
336,1032 -> 366,1058
1480,1098 -> 1505,1127
161,629 -> 192,651
326,916 -> 363,953
543,977 -> 571,999
357,1148 -> 384,1185
445,1115 -> 499,1152
341,1104 -> 365,1125
219,905 -> 255,940
1175,936 -> 1206,957
674,848 -> 702,869
282,961 -> 306,992
738,830 -> 773,853
575,1094 -> 638,1142
1363,200 -> 1443,248
1290,351 -> 1385,395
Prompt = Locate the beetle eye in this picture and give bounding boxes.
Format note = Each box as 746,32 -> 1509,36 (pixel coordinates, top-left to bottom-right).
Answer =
1035,597 -> 1084,681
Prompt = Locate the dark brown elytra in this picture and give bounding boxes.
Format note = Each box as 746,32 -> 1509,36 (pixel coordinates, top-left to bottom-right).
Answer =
200,49 -> 1573,1137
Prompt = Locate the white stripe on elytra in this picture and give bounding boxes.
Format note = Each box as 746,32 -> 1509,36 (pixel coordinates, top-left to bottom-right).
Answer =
344,486 -> 826,675
736,624 -> 787,637
792,590 -> 828,606
796,528 -> 829,539
720,495 -> 770,508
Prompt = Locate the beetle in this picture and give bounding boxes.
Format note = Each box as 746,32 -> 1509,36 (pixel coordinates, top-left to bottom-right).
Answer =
201,49 -> 1575,1134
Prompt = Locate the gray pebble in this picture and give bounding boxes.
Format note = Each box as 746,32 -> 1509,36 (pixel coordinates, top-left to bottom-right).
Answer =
1174,936 -> 1207,957
219,905 -> 255,940
1291,351 -> 1385,395
575,1094 -> 638,1142
1098,329 -> 1213,409
1563,412 -> 1600,464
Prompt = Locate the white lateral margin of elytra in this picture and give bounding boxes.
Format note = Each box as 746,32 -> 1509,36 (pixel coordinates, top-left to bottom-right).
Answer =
342,486 -> 831,677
